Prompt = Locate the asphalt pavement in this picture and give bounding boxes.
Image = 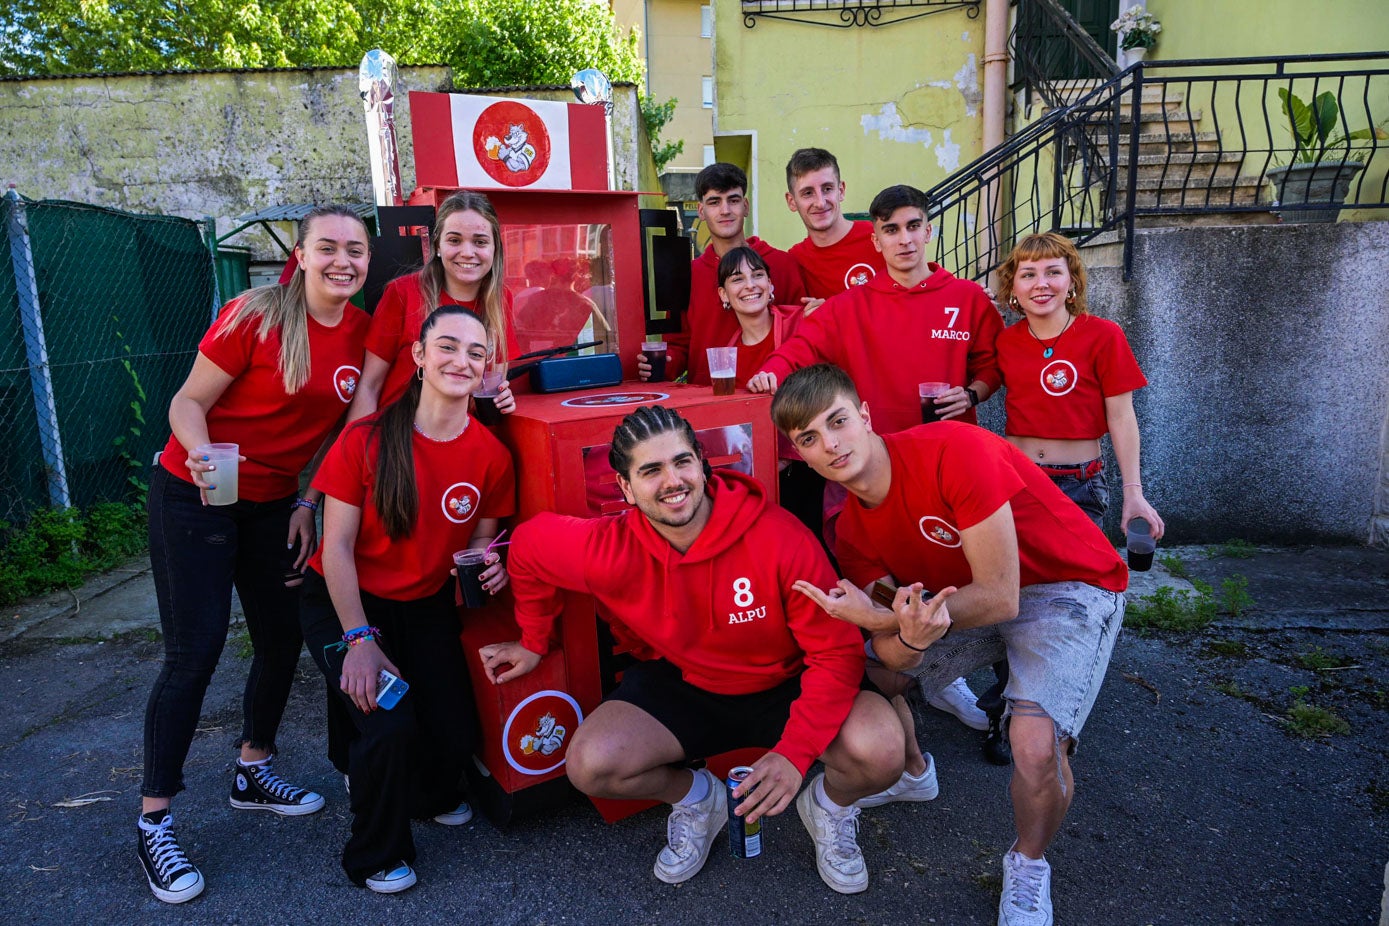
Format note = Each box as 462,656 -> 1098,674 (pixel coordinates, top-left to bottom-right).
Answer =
0,544 -> 1385,925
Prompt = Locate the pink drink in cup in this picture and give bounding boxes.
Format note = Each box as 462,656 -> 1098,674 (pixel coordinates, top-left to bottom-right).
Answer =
195,443 -> 240,505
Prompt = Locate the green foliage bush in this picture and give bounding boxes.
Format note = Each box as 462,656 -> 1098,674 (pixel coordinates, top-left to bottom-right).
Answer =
0,503 -> 146,607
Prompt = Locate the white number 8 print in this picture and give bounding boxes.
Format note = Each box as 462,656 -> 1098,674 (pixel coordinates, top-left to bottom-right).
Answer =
732,577 -> 754,607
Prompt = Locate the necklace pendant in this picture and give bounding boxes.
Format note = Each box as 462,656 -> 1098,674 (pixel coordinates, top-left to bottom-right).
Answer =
1043,347 -> 1054,359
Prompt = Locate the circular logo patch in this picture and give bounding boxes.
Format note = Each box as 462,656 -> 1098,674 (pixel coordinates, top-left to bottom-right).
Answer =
918,516 -> 962,548
473,101 -> 552,187
502,690 -> 583,775
441,481 -> 481,524
560,391 -> 670,408
843,263 -> 876,288
1040,360 -> 1078,397
334,365 -> 361,403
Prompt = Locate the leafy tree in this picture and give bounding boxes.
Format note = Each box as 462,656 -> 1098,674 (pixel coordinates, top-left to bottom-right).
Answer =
640,95 -> 685,173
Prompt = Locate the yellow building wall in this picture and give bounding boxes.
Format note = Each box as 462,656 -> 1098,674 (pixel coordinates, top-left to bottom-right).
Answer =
613,0 -> 715,174
1146,0 -> 1389,60
714,1 -> 986,248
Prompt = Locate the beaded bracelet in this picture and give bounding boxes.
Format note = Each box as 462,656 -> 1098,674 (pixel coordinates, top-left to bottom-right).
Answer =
343,626 -> 382,647
292,497 -> 320,512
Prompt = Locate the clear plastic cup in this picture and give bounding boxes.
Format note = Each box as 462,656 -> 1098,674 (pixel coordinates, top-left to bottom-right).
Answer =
453,549 -> 489,607
195,442 -> 240,506
643,340 -> 669,383
474,370 -> 506,426
918,382 -> 951,423
1126,517 -> 1156,571
707,346 -> 737,396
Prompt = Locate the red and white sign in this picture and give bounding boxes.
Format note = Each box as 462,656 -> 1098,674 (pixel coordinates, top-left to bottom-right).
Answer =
410,91 -> 610,192
501,690 -> 584,775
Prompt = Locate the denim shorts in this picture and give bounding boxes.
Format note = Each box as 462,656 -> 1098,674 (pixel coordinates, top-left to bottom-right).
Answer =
1046,466 -> 1109,528
869,581 -> 1124,749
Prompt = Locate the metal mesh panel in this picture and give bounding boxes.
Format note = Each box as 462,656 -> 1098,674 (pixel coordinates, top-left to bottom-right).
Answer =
0,195 -> 214,526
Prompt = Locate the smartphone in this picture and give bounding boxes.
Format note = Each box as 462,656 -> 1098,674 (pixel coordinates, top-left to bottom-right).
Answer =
375,669 -> 409,710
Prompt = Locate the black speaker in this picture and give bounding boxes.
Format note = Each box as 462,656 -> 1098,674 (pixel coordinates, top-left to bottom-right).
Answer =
527,354 -> 623,394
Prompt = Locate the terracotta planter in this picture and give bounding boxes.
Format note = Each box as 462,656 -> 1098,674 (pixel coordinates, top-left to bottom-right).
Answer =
1266,160 -> 1365,223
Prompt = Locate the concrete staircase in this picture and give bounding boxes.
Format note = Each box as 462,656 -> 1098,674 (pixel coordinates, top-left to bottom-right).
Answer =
1048,80 -> 1278,224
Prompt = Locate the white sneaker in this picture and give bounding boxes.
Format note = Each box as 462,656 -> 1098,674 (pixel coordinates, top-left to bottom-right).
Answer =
433,800 -> 474,826
796,774 -> 868,894
365,861 -> 417,894
999,849 -> 1054,925
928,677 -> 990,731
653,769 -> 726,884
855,754 -> 940,808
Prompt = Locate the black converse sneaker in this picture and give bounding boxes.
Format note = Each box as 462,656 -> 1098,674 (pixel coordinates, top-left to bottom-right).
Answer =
229,757 -> 325,815
137,811 -> 205,904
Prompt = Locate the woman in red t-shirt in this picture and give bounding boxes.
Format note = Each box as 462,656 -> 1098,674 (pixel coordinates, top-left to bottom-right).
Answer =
138,206 -> 372,905
300,306 -> 515,894
995,232 -> 1164,538
715,246 -> 828,547
349,190 -> 517,421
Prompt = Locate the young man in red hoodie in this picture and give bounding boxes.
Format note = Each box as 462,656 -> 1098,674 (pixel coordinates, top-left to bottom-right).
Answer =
772,364 -> 1127,926
752,183 -> 1008,750
479,406 -> 901,894
641,163 -> 807,385
784,148 -> 887,305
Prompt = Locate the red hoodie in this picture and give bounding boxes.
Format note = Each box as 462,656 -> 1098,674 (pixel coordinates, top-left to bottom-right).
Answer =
667,237 -> 808,385
509,470 -> 862,775
758,264 -> 1004,434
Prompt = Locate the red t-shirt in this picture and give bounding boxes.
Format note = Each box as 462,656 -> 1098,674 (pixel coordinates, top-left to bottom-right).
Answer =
366,272 -> 519,408
760,264 -> 1003,434
308,414 -> 516,600
997,314 -> 1147,440
160,296 -> 370,502
836,425 -> 1127,594
788,221 -> 888,299
729,304 -> 804,460
666,237 -> 807,385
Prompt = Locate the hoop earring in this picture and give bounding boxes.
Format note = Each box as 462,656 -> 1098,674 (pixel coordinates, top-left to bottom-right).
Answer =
1008,295 -> 1020,308
1067,288 -> 1077,301
416,366 -> 424,381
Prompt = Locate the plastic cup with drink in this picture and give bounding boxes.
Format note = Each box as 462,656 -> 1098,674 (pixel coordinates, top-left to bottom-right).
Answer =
707,347 -> 738,396
474,370 -> 507,426
453,549 -> 489,608
918,382 -> 951,423
195,442 -> 240,506
1125,517 -> 1156,571
642,340 -> 668,383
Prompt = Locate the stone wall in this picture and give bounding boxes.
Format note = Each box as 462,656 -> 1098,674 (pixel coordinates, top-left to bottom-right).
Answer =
1073,222 -> 1389,544
0,66 -> 451,258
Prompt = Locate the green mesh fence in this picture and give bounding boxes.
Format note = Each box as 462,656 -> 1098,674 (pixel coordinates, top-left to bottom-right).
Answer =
0,195 -> 215,527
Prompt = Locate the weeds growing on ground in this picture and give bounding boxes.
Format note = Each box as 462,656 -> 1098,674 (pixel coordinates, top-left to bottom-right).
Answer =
1205,638 -> 1250,658
1157,552 -> 1190,578
0,503 -> 146,606
1297,646 -> 1350,672
1210,538 -> 1257,558
1284,685 -> 1350,738
1220,574 -> 1254,617
1127,580 -> 1218,632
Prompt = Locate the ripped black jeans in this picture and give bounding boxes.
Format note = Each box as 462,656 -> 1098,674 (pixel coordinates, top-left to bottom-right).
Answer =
141,465 -> 305,798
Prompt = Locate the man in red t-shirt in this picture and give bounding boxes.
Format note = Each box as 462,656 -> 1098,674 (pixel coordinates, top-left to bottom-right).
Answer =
771,364 -> 1126,926
642,163 -> 807,385
479,406 -> 900,894
784,148 -> 887,306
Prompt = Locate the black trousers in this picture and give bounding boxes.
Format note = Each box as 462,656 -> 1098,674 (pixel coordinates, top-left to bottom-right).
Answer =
300,570 -> 478,884
143,466 -> 303,798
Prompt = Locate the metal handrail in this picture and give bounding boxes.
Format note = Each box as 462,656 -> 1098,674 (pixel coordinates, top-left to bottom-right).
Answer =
926,52 -> 1389,283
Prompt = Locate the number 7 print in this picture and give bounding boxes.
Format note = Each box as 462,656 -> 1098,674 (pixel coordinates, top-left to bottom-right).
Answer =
943,306 -> 959,328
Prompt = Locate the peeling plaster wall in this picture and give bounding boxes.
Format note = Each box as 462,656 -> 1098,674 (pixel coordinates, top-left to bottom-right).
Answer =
714,5 -> 985,246
0,67 -> 450,258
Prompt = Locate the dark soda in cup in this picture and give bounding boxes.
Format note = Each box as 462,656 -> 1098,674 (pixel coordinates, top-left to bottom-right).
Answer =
643,340 -> 668,383
453,550 -> 488,607
918,382 -> 950,424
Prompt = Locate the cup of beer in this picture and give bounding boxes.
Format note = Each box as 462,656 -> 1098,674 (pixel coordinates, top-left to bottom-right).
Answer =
707,347 -> 738,396
918,382 -> 951,423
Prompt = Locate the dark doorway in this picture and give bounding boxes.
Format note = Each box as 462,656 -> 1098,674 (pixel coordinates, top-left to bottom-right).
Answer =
1061,0 -> 1119,62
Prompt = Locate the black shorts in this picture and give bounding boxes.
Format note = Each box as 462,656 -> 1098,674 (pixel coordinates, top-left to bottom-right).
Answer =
606,659 -> 801,762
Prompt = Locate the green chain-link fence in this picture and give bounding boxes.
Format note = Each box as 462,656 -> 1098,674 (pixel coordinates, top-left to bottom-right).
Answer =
0,193 -> 216,529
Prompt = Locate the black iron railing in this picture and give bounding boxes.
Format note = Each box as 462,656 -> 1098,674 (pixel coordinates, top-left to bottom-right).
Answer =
927,53 -> 1389,282
1009,0 -> 1118,111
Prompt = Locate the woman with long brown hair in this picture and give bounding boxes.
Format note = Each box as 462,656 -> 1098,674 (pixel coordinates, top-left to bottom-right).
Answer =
138,205 -> 372,904
349,190 -> 518,421
301,305 -> 515,894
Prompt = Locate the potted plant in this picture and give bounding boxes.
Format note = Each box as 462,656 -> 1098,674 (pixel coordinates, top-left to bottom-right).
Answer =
1267,88 -> 1387,222
1110,6 -> 1160,63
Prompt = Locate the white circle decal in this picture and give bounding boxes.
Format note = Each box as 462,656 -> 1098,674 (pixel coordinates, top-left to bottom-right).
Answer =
1039,360 -> 1078,397
334,365 -> 361,403
843,263 -> 876,288
441,481 -> 482,523
501,690 -> 584,775
918,516 -> 962,548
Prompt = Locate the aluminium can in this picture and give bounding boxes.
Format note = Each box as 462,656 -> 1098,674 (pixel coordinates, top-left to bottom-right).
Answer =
726,765 -> 762,859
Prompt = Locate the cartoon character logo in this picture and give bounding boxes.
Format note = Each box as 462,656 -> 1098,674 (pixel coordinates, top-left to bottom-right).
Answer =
519,712 -> 567,757
918,515 -> 963,549
502,690 -> 583,776
843,263 -> 876,288
561,391 -> 670,408
441,482 -> 482,524
1040,360 -> 1079,397
487,123 -> 536,173
472,100 -> 552,187
333,364 -> 361,403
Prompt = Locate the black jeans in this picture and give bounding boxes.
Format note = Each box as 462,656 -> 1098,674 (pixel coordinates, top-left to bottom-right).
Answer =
300,570 -> 478,885
142,466 -> 305,798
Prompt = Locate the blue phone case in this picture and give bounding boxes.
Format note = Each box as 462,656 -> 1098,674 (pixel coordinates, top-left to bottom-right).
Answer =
375,670 -> 409,710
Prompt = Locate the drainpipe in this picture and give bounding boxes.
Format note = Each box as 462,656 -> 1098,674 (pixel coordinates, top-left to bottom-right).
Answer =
981,0 -> 1010,283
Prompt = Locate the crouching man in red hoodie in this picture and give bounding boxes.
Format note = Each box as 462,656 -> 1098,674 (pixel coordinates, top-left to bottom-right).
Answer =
480,405 -> 902,894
